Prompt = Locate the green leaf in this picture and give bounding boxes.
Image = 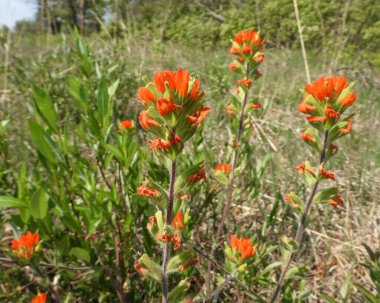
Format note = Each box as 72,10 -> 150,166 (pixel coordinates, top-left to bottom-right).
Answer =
97,78 -> 109,119
71,247 -> 91,263
313,187 -> 338,204
29,120 -> 64,163
320,293 -> 339,303
33,85 -> 59,132
168,278 -> 191,303
353,283 -> 377,303
0,196 -> 29,208
139,254 -> 162,282
167,251 -> 194,273
340,276 -> 352,300
31,188 -> 49,219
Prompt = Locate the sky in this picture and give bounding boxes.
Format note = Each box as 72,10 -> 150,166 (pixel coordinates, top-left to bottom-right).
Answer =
0,0 -> 38,28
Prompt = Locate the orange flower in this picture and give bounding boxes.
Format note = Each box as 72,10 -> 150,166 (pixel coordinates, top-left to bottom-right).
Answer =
230,140 -> 241,147
188,167 -> 206,183
253,55 -> 265,63
298,102 -> 316,114
153,68 -> 191,98
137,185 -> 159,198
139,111 -> 159,130
134,260 -> 148,274
307,116 -> 327,123
325,106 -> 340,119
157,97 -> 178,116
237,56 -> 244,62
233,30 -> 265,48
148,134 -> 183,151
229,62 -> 238,71
172,210 -> 184,229
229,46 -> 241,55
31,293 -> 47,303
319,167 -> 335,181
189,79 -> 202,101
178,192 -> 189,200
305,76 -> 348,102
330,144 -> 338,152
11,231 -> 39,259
284,194 -> 297,208
242,44 -> 253,54
328,194 -> 343,209
236,79 -> 252,87
339,119 -> 352,134
250,103 -> 262,109
187,107 -> 210,126
156,232 -> 181,251
230,236 -> 256,261
226,106 -> 234,115
296,163 -> 315,176
340,92 -> 358,107
301,132 -> 315,142
178,258 -> 199,271
215,163 -> 232,173
119,120 -> 133,129
138,87 -> 157,103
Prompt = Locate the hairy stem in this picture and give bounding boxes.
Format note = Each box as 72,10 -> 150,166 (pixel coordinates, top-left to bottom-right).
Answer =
162,159 -> 177,303
206,64 -> 250,296
270,130 -> 329,303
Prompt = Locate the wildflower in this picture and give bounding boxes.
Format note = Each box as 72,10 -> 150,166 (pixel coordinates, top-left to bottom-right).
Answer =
178,258 -> 199,271
301,132 -> 315,142
307,116 -> 327,123
231,87 -> 240,94
31,293 -> 47,303
157,97 -> 178,116
178,193 -> 189,200
148,134 -> 183,151
284,194 -> 297,208
229,46 -> 241,55
139,111 -> 159,130
253,55 -> 265,63
119,120 -> 133,129
250,103 -> 262,109
236,79 -> 252,87
298,102 -> 316,114
187,107 -> 210,126
330,144 -> 338,152
137,185 -> 159,198
215,163 -> 232,173
340,92 -> 358,107
11,231 -> 39,259
319,167 -> 335,181
305,76 -> 348,102
172,210 -> 184,229
233,30 -> 265,48
296,163 -> 315,176
226,106 -> 234,115
230,236 -> 256,261
134,260 -> 148,274
339,119 -> 353,134
230,140 -> 241,147
138,87 -> 157,103
237,56 -> 244,62
188,167 -> 206,183
229,62 -> 238,71
156,232 -> 181,251
328,194 -> 344,209
325,106 -> 340,119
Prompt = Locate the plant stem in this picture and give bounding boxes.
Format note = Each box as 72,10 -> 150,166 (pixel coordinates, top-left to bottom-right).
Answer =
270,130 -> 329,303
206,64 -> 251,296
33,264 -> 61,303
162,159 -> 177,303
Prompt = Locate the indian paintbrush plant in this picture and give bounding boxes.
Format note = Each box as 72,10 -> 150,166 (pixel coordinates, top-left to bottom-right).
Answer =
134,68 -> 209,302
270,76 -> 358,302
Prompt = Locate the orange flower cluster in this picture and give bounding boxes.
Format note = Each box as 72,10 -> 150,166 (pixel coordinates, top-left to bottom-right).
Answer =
137,185 -> 159,198
229,30 -> 265,58
11,231 -> 39,259
299,76 -> 358,133
188,167 -> 206,183
137,68 -> 209,159
214,163 -> 232,173
31,293 -> 46,303
119,120 -> 133,130
230,236 -> 256,261
328,194 -> 344,209
157,232 -> 181,251
319,167 -> 335,181
172,210 -> 184,229
178,258 -> 199,271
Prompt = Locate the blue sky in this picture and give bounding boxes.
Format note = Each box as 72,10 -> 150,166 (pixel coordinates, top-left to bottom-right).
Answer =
0,0 -> 38,28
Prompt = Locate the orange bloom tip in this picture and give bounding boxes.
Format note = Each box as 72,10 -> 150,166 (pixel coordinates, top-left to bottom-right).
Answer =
229,46 -> 241,55
339,119 -> 353,134
301,132 -> 315,142
298,102 -> 316,114
229,62 -> 238,71
226,106 -> 234,115
231,87 -> 240,94
319,167 -> 335,181
31,293 -> 47,303
148,216 -> 157,223
284,194 -> 292,201
328,194 -> 343,209
230,140 -> 240,147
139,111 -> 159,130
305,76 -> 348,102
178,259 -> 199,271
11,231 -> 39,260
119,120 -> 133,129
237,56 -> 244,62
134,261 -> 148,274
236,79 -> 252,88
138,87 -> 157,103
330,144 -> 338,151
178,192 -> 189,200
172,210 -> 184,229
214,163 -> 232,173
253,55 -> 265,62
233,30 -> 265,49
325,106 -> 341,119
250,103 -> 262,109
306,116 -> 327,123
148,134 -> 183,151
296,163 -> 315,176
340,92 -> 358,107
137,185 -> 159,198
188,167 -> 206,183
187,107 -> 210,126
157,97 -> 178,116
230,236 -> 255,260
